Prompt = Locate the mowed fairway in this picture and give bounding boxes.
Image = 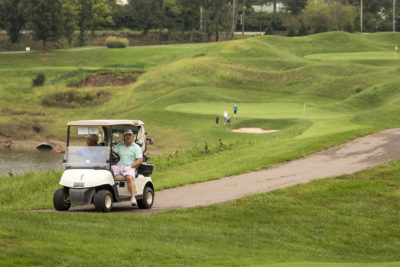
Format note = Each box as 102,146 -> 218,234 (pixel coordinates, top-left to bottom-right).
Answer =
167,101 -> 364,137
2,32 -> 400,265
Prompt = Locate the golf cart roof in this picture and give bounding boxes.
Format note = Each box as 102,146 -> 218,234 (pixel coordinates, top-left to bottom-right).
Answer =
67,120 -> 144,127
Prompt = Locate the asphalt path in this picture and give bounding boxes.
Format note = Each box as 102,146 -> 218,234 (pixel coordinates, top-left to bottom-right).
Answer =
53,128 -> 400,215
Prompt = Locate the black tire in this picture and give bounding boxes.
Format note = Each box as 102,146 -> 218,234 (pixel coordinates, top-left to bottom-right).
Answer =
137,186 -> 154,209
94,190 -> 113,212
53,188 -> 71,211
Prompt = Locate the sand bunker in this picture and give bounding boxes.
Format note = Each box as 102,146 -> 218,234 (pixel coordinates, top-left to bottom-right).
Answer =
232,127 -> 280,134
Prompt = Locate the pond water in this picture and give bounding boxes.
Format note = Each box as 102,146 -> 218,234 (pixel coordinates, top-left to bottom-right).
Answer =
0,150 -> 64,177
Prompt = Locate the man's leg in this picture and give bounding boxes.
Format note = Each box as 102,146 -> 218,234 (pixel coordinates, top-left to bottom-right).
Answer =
125,175 -> 136,198
124,167 -> 137,206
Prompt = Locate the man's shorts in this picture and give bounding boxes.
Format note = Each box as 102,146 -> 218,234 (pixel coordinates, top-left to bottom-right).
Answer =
112,165 -> 136,178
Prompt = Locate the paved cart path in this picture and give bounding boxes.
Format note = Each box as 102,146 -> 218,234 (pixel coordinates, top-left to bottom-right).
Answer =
61,128 -> 400,214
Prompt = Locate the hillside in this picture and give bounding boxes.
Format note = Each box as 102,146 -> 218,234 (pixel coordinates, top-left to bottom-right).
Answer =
1,32 -> 400,153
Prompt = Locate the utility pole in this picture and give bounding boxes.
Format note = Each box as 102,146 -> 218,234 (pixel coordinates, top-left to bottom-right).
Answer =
242,0 -> 245,36
200,5 -> 203,32
259,2 -> 263,34
231,0 -> 236,39
360,0 -> 363,33
394,0 -> 396,32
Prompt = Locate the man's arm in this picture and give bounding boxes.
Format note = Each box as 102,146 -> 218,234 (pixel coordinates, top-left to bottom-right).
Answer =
130,158 -> 143,169
54,147 -> 65,153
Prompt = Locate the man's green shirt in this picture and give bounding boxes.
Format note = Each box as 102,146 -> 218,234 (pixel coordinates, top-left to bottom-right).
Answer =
114,143 -> 143,165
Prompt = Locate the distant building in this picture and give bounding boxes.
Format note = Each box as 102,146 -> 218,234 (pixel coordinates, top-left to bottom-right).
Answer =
252,2 -> 283,13
116,0 -> 128,5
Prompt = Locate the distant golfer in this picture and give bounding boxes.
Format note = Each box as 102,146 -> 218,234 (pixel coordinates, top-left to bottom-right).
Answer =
233,105 -> 238,118
215,116 -> 219,127
223,111 -> 228,125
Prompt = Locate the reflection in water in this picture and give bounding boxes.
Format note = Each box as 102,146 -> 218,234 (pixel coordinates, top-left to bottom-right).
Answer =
0,150 -> 63,177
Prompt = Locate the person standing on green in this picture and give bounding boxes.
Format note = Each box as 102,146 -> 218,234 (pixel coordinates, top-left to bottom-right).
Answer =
233,104 -> 238,118
112,129 -> 143,206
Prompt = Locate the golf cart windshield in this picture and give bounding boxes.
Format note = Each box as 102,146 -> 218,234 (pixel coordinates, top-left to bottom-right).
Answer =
65,146 -> 110,168
64,122 -> 146,168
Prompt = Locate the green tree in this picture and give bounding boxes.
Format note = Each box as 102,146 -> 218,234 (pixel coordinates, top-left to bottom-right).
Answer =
30,0 -> 64,49
328,0 -> 356,32
302,0 -> 356,33
0,0 -> 28,46
348,0 -> 392,32
161,0 -> 180,42
76,0 -> 113,46
127,0 -> 156,34
282,15 -> 300,35
209,0 -> 230,41
301,0 -> 331,33
298,20 -> 308,35
60,0 -> 79,45
177,0 -> 202,42
107,0 -> 129,29
188,0 -> 202,41
282,0 -> 307,15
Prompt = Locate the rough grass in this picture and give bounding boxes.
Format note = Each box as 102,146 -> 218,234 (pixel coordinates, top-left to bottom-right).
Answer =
1,159 -> 400,265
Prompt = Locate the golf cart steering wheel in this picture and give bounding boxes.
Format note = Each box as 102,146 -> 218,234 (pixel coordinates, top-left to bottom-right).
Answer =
111,151 -> 120,163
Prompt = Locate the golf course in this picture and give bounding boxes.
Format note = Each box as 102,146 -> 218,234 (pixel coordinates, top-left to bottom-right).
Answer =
1,31 -> 400,265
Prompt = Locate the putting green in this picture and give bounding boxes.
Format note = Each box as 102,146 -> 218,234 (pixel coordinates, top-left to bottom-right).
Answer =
305,51 -> 400,61
167,102 -> 343,119
166,102 -> 366,137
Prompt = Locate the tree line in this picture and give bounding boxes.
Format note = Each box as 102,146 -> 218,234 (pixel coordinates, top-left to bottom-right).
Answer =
0,0 -> 398,49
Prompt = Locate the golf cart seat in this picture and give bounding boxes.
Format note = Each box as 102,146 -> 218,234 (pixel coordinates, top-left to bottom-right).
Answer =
113,163 -> 154,181
114,175 -> 126,181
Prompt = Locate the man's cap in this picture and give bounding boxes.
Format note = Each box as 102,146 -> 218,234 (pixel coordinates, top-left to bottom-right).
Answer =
85,134 -> 98,142
123,129 -> 134,135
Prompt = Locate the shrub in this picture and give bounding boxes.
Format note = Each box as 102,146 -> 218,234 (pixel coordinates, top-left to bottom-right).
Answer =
32,73 -> 46,87
298,22 -> 308,36
106,36 -> 129,48
264,22 -> 275,35
286,27 -> 297,37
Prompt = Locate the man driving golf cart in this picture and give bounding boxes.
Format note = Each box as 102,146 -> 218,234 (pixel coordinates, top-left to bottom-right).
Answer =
53,120 -> 154,212
112,129 -> 143,207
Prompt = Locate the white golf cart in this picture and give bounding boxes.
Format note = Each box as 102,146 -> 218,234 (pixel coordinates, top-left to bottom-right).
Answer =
53,120 -> 155,212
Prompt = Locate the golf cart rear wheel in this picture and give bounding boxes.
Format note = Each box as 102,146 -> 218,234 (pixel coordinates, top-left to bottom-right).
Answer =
137,186 -> 154,209
94,190 -> 113,212
53,188 -> 71,211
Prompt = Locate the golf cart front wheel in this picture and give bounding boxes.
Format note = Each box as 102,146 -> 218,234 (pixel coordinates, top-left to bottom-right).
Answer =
137,186 -> 154,209
94,190 -> 113,212
53,188 -> 71,211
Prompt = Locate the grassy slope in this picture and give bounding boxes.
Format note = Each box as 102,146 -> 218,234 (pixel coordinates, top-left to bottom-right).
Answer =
2,32 -> 400,265
2,32 -> 400,146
